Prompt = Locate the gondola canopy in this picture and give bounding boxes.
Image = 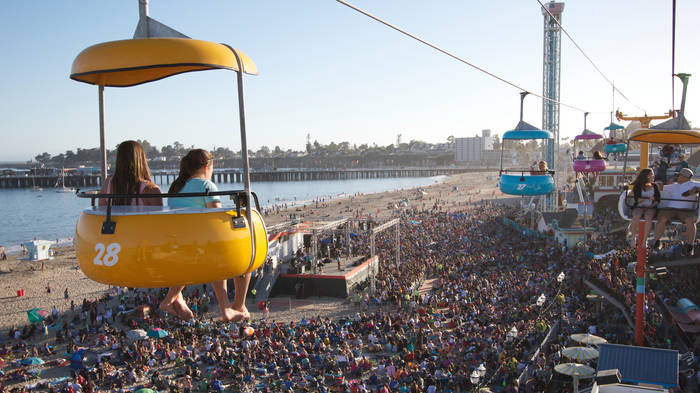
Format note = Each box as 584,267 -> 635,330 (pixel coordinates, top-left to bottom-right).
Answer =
627,129 -> 700,145
70,38 -> 257,87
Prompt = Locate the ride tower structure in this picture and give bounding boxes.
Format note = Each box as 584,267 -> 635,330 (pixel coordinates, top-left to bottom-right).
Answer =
542,2 -> 564,211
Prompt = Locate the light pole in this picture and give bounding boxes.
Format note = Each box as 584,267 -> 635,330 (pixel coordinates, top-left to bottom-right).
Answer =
536,294 -> 546,307
470,363 -> 487,392
470,369 -> 480,389
507,326 -> 519,341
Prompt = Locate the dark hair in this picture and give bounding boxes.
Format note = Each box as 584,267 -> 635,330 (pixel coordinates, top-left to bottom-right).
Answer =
111,140 -> 151,205
169,149 -> 213,194
631,168 -> 653,188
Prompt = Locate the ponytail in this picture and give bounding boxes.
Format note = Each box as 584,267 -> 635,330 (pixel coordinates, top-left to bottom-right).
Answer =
168,149 -> 213,194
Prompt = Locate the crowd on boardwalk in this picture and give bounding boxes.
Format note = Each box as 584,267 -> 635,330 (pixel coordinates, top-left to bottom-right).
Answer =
1,199 -> 697,392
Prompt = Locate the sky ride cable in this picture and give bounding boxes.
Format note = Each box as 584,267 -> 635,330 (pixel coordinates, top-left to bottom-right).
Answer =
536,0 -> 646,114
335,0 -> 590,114
671,0 -> 676,113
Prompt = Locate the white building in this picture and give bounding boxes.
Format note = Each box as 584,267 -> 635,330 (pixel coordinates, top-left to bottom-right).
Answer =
455,129 -> 496,162
23,240 -> 54,261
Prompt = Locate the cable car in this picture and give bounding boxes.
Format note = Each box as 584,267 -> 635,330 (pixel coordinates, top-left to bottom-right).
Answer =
70,26 -> 268,287
603,122 -> 627,154
618,73 -> 700,224
573,129 -> 606,173
499,93 -> 555,196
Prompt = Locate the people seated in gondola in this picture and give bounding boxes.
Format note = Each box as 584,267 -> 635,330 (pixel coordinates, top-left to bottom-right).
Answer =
98,140 -> 162,207
651,168 -> 700,255
592,151 -> 604,160
674,154 -> 689,176
161,149 -> 251,322
652,158 -> 670,185
576,151 -> 586,160
627,169 -> 660,247
530,161 -> 549,175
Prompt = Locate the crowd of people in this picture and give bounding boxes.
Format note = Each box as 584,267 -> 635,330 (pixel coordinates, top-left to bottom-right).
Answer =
0,142 -> 698,392
2,194 -> 697,392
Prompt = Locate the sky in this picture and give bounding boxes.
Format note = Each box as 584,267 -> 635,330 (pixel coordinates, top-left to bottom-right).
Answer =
1,0 -> 698,162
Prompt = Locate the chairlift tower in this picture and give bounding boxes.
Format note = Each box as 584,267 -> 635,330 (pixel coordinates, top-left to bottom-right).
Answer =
542,2 -> 564,210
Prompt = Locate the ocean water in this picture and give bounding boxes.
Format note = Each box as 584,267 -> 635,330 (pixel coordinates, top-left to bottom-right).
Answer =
0,176 -> 445,252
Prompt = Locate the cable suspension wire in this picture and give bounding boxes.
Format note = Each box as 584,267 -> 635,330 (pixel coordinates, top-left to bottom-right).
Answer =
336,0 -> 590,113
671,0 -> 676,112
537,0 -> 645,113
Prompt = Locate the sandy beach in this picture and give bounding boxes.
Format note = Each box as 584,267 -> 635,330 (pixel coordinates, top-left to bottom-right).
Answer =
0,171 -> 502,333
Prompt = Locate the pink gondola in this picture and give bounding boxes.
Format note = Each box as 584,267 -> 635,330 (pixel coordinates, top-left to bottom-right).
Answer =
573,159 -> 606,173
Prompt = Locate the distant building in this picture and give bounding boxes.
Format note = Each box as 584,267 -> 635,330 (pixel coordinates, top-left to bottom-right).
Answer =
455,129 -> 496,162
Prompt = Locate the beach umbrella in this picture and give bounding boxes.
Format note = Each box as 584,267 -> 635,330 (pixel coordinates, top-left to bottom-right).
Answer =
126,328 -> 147,341
562,346 -> 599,362
570,333 -> 607,345
147,328 -> 169,338
555,363 -> 595,393
555,363 -> 595,377
21,357 -> 44,365
27,308 -> 48,323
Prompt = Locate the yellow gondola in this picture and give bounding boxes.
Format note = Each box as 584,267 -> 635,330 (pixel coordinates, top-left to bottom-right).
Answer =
617,73 -> 700,223
70,24 -> 267,287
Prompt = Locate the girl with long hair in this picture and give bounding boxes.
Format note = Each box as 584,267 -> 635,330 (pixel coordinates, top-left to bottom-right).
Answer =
98,140 -> 161,206
628,168 -> 660,247
160,149 -> 250,322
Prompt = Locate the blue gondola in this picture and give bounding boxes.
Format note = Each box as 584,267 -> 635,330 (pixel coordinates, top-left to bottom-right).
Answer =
604,122 -> 627,153
499,93 -> 555,196
499,129 -> 555,196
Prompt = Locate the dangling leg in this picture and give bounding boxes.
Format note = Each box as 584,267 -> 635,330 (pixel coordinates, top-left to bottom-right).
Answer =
160,286 -> 192,321
642,209 -> 655,248
212,280 -> 244,322
232,273 -> 251,321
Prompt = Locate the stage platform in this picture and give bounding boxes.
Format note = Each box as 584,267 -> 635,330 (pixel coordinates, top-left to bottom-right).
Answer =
271,255 -> 378,298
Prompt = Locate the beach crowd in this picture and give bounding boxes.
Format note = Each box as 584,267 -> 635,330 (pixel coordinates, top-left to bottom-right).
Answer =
0,197 -> 698,393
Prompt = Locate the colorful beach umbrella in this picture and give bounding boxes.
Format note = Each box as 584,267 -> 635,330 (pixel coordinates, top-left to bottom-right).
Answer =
27,308 -> 48,323
554,363 -> 595,377
570,333 -> 607,345
20,357 -> 45,365
147,328 -> 168,338
562,346 -> 599,362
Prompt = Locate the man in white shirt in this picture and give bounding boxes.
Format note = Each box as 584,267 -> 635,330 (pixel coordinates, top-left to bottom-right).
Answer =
652,168 -> 700,254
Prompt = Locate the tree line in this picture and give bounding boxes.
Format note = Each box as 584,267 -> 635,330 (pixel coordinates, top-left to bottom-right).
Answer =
32,138 -> 462,168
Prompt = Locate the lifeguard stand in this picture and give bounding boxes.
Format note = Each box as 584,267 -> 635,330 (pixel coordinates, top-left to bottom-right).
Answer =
22,240 -> 53,261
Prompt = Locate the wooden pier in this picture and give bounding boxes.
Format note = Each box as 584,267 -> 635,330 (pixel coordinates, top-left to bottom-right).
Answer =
0,175 -> 101,190
0,167 -> 479,189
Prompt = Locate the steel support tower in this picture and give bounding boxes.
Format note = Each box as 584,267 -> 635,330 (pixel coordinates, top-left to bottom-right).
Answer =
542,2 -> 564,211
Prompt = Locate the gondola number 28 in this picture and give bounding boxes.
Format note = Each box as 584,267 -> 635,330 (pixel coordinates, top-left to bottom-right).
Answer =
94,243 -> 121,266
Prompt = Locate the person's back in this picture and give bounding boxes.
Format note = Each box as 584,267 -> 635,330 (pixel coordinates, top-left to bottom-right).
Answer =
167,178 -> 219,208
99,141 -> 161,207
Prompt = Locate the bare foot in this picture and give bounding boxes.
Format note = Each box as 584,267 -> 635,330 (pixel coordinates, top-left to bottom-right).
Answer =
159,302 -> 178,318
221,307 -> 245,322
234,305 -> 250,321
172,296 -> 194,321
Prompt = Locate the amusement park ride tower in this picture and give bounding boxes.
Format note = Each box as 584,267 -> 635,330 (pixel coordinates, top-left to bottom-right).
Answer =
542,2 -> 564,210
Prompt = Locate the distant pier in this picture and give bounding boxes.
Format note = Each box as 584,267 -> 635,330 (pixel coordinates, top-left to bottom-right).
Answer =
0,167 -> 483,189
0,175 -> 101,190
